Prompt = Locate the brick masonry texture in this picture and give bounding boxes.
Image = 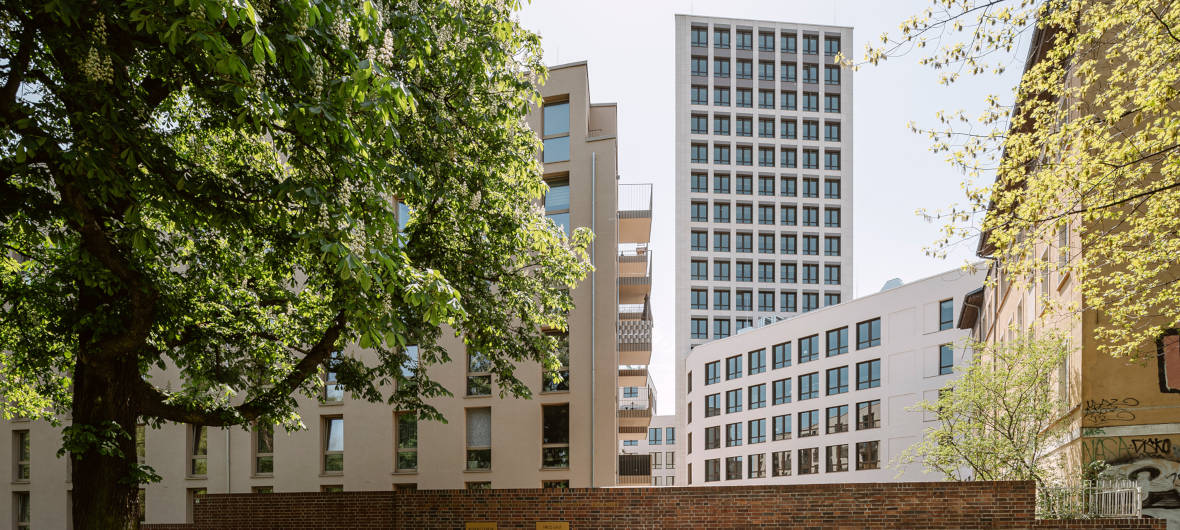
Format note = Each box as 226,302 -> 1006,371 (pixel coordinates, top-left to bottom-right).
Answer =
142,481 -> 1166,529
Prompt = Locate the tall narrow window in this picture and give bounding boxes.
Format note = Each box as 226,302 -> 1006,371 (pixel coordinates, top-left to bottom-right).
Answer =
543,333 -> 570,392
939,299 -> 954,330
395,413 -> 418,472
13,430 -> 29,481
542,101 -> 570,163
14,491 -> 30,530
323,351 -> 344,403
939,344 -> 954,375
466,350 -> 492,396
466,407 -> 492,470
188,424 -> 207,476
544,179 -> 571,235
136,423 -> 146,466
542,404 -> 570,469
254,423 -> 274,475
323,416 -> 344,474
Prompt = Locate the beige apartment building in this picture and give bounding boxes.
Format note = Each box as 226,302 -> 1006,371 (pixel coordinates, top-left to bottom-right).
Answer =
0,61 -> 657,528
954,21 -> 1180,529
617,414 -> 679,486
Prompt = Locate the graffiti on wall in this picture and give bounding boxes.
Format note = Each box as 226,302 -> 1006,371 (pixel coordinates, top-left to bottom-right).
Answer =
1083,397 -> 1140,425
1103,456 -> 1180,529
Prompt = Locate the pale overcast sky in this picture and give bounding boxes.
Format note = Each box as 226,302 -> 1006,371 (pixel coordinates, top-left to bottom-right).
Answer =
516,0 -> 1026,415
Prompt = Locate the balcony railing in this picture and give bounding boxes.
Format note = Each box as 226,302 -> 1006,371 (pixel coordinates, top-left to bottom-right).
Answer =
618,386 -> 655,414
618,184 -> 653,216
1037,480 -> 1141,519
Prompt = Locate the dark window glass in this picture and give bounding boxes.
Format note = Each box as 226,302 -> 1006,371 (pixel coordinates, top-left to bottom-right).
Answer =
856,359 -> 881,390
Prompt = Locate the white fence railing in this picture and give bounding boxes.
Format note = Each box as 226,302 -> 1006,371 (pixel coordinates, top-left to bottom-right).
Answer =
1036,479 -> 1141,519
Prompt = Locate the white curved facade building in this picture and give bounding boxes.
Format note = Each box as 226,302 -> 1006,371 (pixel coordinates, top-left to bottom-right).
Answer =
678,267 -> 983,485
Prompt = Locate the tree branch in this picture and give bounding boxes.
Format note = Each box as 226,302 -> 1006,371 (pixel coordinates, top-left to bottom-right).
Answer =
0,18 -> 35,116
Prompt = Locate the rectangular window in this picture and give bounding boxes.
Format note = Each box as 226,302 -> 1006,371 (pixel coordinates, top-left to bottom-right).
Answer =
705,360 -> 721,385
691,231 -> 707,251
14,491 -> 30,530
783,62 -> 797,82
759,290 -> 775,311
735,204 -> 753,224
691,27 -> 708,47
772,450 -> 792,476
802,92 -> 818,112
691,289 -> 707,310
467,350 -> 492,396
706,393 -> 721,417
939,299 -> 955,330
323,351 -> 344,402
748,349 -> 766,375
466,407 -> 492,470
857,400 -> 881,430
782,177 -> 797,197
825,123 -> 842,143
189,424 -> 208,476
781,148 -> 797,168
691,318 -> 709,339
825,94 -> 841,113
666,427 -> 676,445
782,118 -> 797,139
802,235 -> 819,255
736,261 -> 753,282
781,205 -> 797,225
736,88 -> 752,108
545,179 -> 571,234
705,426 -> 721,450
825,264 -> 841,285
803,34 -> 819,54
323,416 -> 344,474
736,146 -> 753,166
826,405 -> 849,434
735,174 -> 753,194
782,234 -> 797,254
714,289 -> 730,311
856,441 -> 880,470
691,259 -> 707,280
715,28 -> 730,49
542,404 -> 570,469
826,444 -> 849,472
773,414 -> 792,442
825,236 -> 841,256
725,355 -> 743,381
714,232 -> 730,252
691,114 -> 708,134
705,458 -> 721,481
707,316 -> 726,337
825,36 -> 841,55
759,32 -> 775,51
825,292 -> 841,307
857,318 -> 882,349
691,56 -> 708,76
725,456 -> 743,480
542,333 -> 569,392
736,59 -> 755,79
714,87 -> 730,106
772,342 -> 792,369
799,410 -> 819,438
691,172 -> 708,193
254,423 -> 275,475
691,143 -> 708,164
772,378 -> 792,405
803,292 -> 819,312
542,101 -> 570,163
758,233 -> 775,254
799,447 -> 819,475
714,144 -> 731,165
826,366 -> 849,395
825,207 -> 841,227
395,413 -> 417,472
748,452 -> 766,478
13,430 -> 29,481
714,260 -> 730,281
802,63 -> 818,84
714,58 -> 730,78
726,388 -> 743,414
758,175 -> 775,196
826,327 -> 849,356
725,422 -> 743,447
758,262 -> 774,283
648,427 -> 662,446
651,452 -> 662,470
799,372 -> 819,401
782,91 -> 797,110
759,118 -> 775,139
824,150 -> 841,170
735,30 -> 752,50
799,334 -> 819,363
466,482 -> 490,490
802,176 -> 819,197
691,85 -> 708,105
782,33 -> 797,53
856,359 -> 882,390
758,90 -> 775,109
749,384 -> 767,410
748,419 -> 766,445
825,65 -> 841,85
781,291 -> 797,312
758,146 -> 775,166
939,344 -> 954,375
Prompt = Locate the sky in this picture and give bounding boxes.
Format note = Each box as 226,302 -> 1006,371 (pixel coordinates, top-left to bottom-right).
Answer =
516,0 -> 1027,415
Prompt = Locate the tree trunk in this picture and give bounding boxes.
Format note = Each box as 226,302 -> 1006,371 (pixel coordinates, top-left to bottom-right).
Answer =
70,334 -> 143,529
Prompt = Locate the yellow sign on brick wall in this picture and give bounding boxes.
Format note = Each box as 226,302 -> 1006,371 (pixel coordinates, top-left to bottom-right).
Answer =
465,523 -> 497,530
536,523 -> 569,530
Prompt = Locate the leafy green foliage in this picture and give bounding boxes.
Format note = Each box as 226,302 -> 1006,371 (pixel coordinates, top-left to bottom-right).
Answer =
896,335 -> 1069,484
858,0 -> 1180,359
1,0 -> 589,433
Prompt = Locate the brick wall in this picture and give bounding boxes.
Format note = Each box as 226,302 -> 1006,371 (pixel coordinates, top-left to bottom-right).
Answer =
143,481 -> 1166,529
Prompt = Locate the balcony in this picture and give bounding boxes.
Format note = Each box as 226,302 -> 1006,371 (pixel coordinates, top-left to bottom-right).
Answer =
618,184 -> 652,244
618,367 -> 649,387
617,386 -> 655,428
617,454 -> 651,487
617,319 -> 652,366
618,246 -> 651,305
